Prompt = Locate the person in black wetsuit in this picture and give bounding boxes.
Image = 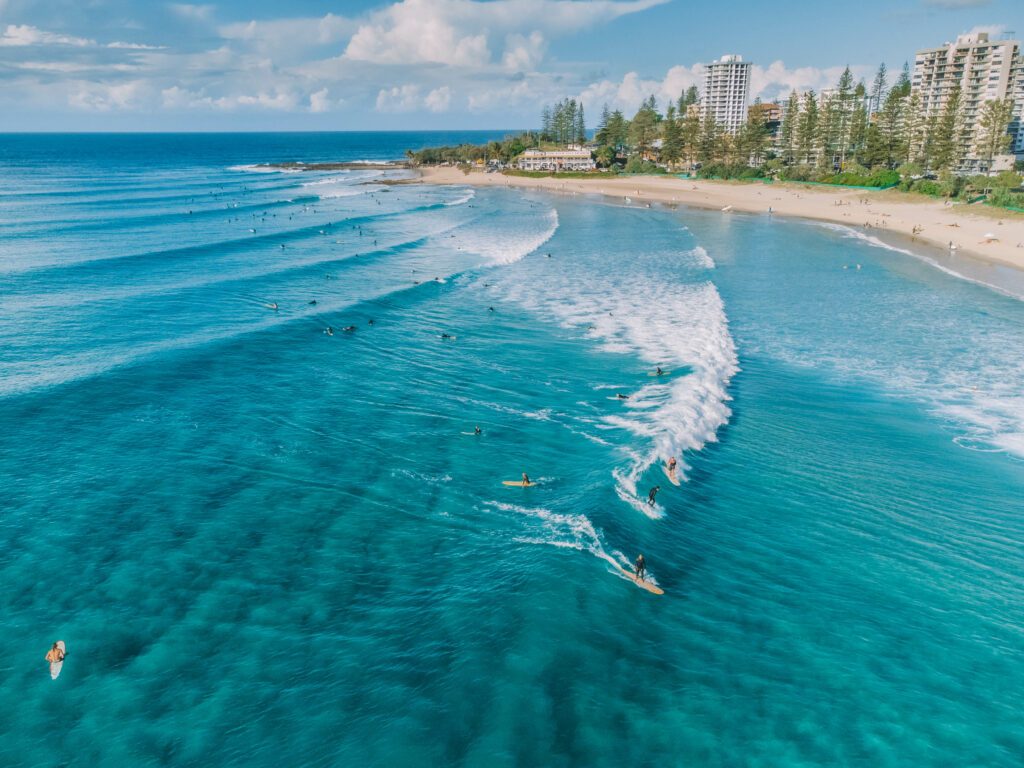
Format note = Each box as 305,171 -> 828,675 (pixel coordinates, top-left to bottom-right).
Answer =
635,554 -> 646,581
647,486 -> 660,505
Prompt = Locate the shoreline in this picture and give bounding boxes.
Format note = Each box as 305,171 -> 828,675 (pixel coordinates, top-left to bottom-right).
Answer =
417,166 -> 1024,293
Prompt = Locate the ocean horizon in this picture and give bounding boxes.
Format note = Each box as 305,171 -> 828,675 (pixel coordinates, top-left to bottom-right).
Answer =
2,132 -> 1023,767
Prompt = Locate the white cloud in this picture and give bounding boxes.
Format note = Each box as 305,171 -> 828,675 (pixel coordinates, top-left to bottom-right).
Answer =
375,84 -> 422,112
578,64 -> 704,114
168,4 -> 214,22
219,14 -> 354,48
424,85 -> 452,112
749,61 -> 861,101
344,0 -> 666,68
108,41 -> 165,50
965,24 -> 1006,37
0,24 -> 94,47
69,80 -> 149,110
309,88 -> 331,113
502,31 -> 546,72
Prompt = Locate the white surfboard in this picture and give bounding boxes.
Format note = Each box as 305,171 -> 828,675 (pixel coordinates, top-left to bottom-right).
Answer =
48,641 -> 66,680
663,465 -> 681,486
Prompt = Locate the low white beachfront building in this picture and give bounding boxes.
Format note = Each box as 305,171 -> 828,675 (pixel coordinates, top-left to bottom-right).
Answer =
516,148 -> 596,172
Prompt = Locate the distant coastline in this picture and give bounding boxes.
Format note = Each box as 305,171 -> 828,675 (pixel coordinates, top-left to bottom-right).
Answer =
415,166 -> 1024,296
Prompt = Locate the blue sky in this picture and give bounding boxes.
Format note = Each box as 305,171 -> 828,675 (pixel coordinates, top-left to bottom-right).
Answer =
0,0 -> 1021,131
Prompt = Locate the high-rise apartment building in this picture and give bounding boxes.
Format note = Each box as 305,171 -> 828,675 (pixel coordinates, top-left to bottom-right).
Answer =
702,55 -> 751,134
912,32 -> 1022,172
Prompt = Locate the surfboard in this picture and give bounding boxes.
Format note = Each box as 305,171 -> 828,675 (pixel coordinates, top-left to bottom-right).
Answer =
49,641 -> 66,680
502,480 -> 532,487
461,431 -> 480,436
648,371 -> 671,377
663,466 -> 681,486
615,566 -> 664,595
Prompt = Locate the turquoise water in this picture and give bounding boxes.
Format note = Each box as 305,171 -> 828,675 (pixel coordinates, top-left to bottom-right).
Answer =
1,134 -> 1023,767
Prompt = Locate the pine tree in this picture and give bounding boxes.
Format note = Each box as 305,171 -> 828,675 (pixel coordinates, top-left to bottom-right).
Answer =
541,106 -> 552,141
575,103 -> 586,145
903,91 -> 925,165
629,96 -> 660,157
661,104 -> 682,166
976,98 -> 1014,170
595,104 -> 611,146
894,62 -> 912,98
680,108 -> 701,169
795,91 -> 818,166
779,90 -> 799,166
869,63 -> 887,115
815,91 -> 836,171
875,86 -> 907,168
931,83 -> 963,171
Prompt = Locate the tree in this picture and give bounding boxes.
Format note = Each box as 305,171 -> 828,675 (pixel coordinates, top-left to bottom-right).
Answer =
661,104 -> 683,166
541,106 -> 553,141
931,83 -> 963,171
976,98 -> 1014,170
606,110 -> 629,151
740,106 -> 772,167
903,91 -> 925,165
874,86 -> 907,168
779,90 -> 799,165
795,91 -> 818,166
680,108 -> 701,169
869,62 -> 887,115
893,62 -> 912,98
575,103 -> 586,145
815,91 -> 836,171
629,95 -> 660,157
595,104 -> 611,146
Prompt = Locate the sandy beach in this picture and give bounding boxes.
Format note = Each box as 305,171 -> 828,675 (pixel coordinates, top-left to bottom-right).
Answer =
420,166 -> 1024,276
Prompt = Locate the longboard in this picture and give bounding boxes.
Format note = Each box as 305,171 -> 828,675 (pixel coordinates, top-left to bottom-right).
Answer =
663,466 -> 681,486
648,371 -> 671,377
615,566 -> 664,595
502,480 -> 532,487
49,641 -> 66,680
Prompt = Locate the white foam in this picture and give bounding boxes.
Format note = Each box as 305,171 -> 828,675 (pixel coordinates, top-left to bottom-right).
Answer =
487,500 -> 661,587
454,206 -> 558,266
494,262 -> 739,515
687,245 -> 715,269
228,164 -> 300,174
821,223 -> 1022,301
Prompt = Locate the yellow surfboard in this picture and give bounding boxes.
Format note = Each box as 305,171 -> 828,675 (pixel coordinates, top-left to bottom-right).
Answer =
615,566 -> 664,595
502,480 -> 532,487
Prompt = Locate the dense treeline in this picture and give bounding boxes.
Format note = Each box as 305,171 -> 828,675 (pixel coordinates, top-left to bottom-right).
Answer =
540,99 -> 586,145
408,64 -> 1022,205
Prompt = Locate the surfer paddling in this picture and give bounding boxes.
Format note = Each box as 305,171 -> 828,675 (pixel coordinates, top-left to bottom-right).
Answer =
45,642 -> 65,666
635,554 -> 647,582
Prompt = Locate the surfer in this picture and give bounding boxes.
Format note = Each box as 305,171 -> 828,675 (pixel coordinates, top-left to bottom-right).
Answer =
474,426 -> 482,435
667,457 -> 678,474
342,326 -> 356,332
325,327 -> 334,336
45,642 -> 65,665
647,486 -> 660,506
635,554 -> 647,581
521,472 -> 531,487
308,299 -> 317,305
656,366 -> 664,376
616,393 -> 630,400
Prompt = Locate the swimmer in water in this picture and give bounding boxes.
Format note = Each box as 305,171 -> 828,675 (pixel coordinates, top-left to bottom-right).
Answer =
325,326 -> 334,336
308,299 -> 317,305
342,325 -> 356,332
474,426 -> 482,435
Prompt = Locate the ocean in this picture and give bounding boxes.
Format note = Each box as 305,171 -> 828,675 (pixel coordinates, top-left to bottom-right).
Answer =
1,133 -> 1022,767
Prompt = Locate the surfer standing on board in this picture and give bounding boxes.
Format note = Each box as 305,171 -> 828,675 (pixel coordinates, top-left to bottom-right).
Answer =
667,457 -> 678,474
647,486 -> 660,506
635,555 -> 646,582
656,366 -> 664,376
521,472 -> 531,486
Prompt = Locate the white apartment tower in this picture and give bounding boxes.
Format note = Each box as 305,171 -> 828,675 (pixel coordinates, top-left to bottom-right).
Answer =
912,32 -> 1022,172
702,54 -> 752,134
